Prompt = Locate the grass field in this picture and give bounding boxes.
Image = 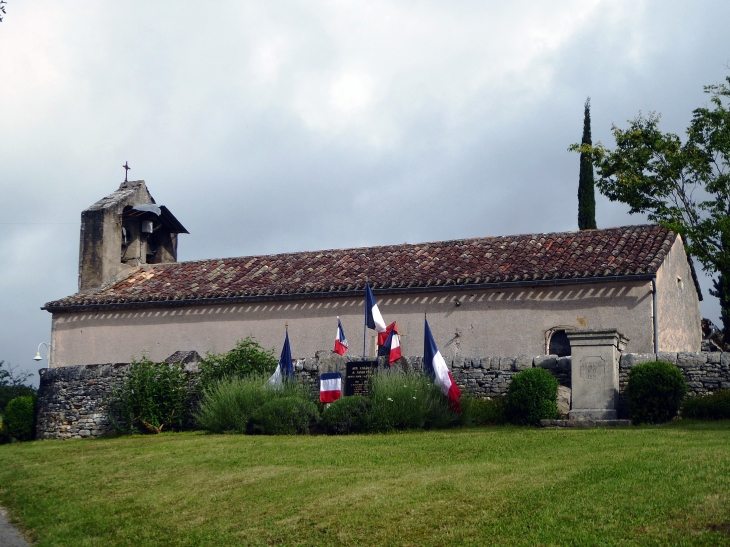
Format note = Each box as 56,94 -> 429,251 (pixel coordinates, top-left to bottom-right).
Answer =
0,422 -> 729,546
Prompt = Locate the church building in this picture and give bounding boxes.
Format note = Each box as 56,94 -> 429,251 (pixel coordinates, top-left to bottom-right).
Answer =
43,181 -> 703,367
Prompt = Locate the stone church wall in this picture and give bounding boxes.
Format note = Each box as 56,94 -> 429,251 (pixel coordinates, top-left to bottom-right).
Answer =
36,351 -> 730,440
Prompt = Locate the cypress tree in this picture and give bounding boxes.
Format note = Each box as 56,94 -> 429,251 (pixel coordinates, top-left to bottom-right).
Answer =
578,98 -> 597,230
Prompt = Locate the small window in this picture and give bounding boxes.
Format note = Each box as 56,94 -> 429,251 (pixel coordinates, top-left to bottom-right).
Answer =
549,329 -> 571,357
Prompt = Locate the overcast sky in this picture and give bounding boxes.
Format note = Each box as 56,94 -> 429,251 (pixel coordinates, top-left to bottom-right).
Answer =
1,1 -> 728,383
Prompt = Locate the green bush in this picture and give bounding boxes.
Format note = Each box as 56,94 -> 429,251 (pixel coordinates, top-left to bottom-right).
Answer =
0,360 -> 36,413
109,358 -> 189,434
322,396 -> 372,435
198,337 -> 278,392
3,395 -> 36,441
247,397 -> 321,435
681,390 -> 730,420
460,396 -> 507,426
367,368 -> 459,432
506,368 -> 559,426
626,361 -> 687,424
195,374 -> 306,433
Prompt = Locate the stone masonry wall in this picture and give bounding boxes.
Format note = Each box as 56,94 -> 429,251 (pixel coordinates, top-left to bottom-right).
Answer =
36,361 -> 201,440
618,351 -> 730,418
37,351 -> 730,439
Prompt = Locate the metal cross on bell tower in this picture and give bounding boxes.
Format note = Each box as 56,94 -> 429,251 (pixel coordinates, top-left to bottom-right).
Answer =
123,161 -> 130,182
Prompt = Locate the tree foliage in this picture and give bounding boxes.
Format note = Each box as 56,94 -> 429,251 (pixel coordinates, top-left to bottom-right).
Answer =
0,361 -> 36,412
571,77 -> 730,338
578,97 -> 597,230
2,395 -> 36,441
197,337 -> 278,392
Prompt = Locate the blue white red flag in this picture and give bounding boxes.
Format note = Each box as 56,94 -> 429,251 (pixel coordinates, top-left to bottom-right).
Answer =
319,372 -> 342,403
269,329 -> 294,387
334,317 -> 348,356
365,283 -> 387,333
377,322 -> 402,365
424,318 -> 462,413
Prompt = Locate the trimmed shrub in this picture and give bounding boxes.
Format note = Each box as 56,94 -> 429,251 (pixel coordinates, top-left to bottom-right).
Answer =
195,374 -> 307,433
626,361 -> 687,424
681,390 -> 730,420
506,368 -> 559,426
460,396 -> 507,426
3,395 -> 36,441
109,358 -> 189,434
198,337 -> 278,392
247,397 -> 321,435
368,368 -> 459,432
322,396 -> 372,435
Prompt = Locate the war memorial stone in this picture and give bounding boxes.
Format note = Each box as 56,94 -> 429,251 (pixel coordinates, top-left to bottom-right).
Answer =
344,361 -> 378,397
567,329 -> 628,421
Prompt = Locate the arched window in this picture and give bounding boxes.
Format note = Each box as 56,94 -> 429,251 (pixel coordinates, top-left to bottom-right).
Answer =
548,329 -> 571,357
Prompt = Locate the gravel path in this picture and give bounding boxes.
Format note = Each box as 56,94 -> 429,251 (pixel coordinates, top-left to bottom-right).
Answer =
0,506 -> 30,546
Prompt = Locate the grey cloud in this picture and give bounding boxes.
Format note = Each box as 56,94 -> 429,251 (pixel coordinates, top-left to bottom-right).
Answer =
0,0 -> 728,381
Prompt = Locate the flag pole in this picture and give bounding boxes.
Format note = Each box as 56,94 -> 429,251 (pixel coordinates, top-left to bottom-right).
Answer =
363,286 -> 367,359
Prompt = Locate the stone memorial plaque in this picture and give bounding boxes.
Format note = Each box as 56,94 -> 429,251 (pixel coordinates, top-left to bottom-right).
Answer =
579,357 -> 605,381
344,361 -> 378,397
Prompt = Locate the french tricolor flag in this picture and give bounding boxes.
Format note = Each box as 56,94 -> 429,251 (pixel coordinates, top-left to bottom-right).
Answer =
424,318 -> 462,414
378,322 -> 402,365
365,283 -> 387,334
319,372 -> 342,403
268,329 -> 294,388
334,317 -> 348,356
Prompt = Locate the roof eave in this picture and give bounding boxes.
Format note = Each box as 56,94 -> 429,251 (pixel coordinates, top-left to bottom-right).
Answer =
42,273 -> 658,313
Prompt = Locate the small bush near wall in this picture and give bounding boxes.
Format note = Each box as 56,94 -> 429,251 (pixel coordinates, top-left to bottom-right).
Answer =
247,397 -> 321,435
460,397 -> 507,426
198,337 -> 278,392
368,368 -> 459,432
322,396 -> 372,435
195,375 -> 308,433
626,361 -> 687,424
2,395 -> 36,441
506,368 -> 560,426
681,390 -> 730,420
109,359 -> 189,434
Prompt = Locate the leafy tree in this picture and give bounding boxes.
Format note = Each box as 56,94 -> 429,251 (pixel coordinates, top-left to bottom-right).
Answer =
0,361 -> 36,412
578,97 -> 597,230
198,337 -> 277,392
571,77 -> 730,340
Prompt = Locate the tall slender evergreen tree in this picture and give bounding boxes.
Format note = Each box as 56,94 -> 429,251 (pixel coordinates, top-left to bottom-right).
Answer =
578,98 -> 597,230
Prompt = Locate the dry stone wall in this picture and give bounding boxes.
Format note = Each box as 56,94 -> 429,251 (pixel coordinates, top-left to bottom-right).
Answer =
37,363 -> 133,440
36,351 -> 730,439
618,351 -> 730,417
36,361 -> 201,440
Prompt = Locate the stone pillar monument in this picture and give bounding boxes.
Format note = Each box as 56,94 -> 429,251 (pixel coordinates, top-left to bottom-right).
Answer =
567,329 -> 628,420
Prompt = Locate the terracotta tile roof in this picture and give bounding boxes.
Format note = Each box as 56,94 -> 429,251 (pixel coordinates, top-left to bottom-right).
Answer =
45,224 -> 679,309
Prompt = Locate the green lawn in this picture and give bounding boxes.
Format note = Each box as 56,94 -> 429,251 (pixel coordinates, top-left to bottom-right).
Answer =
1,422 -> 729,546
